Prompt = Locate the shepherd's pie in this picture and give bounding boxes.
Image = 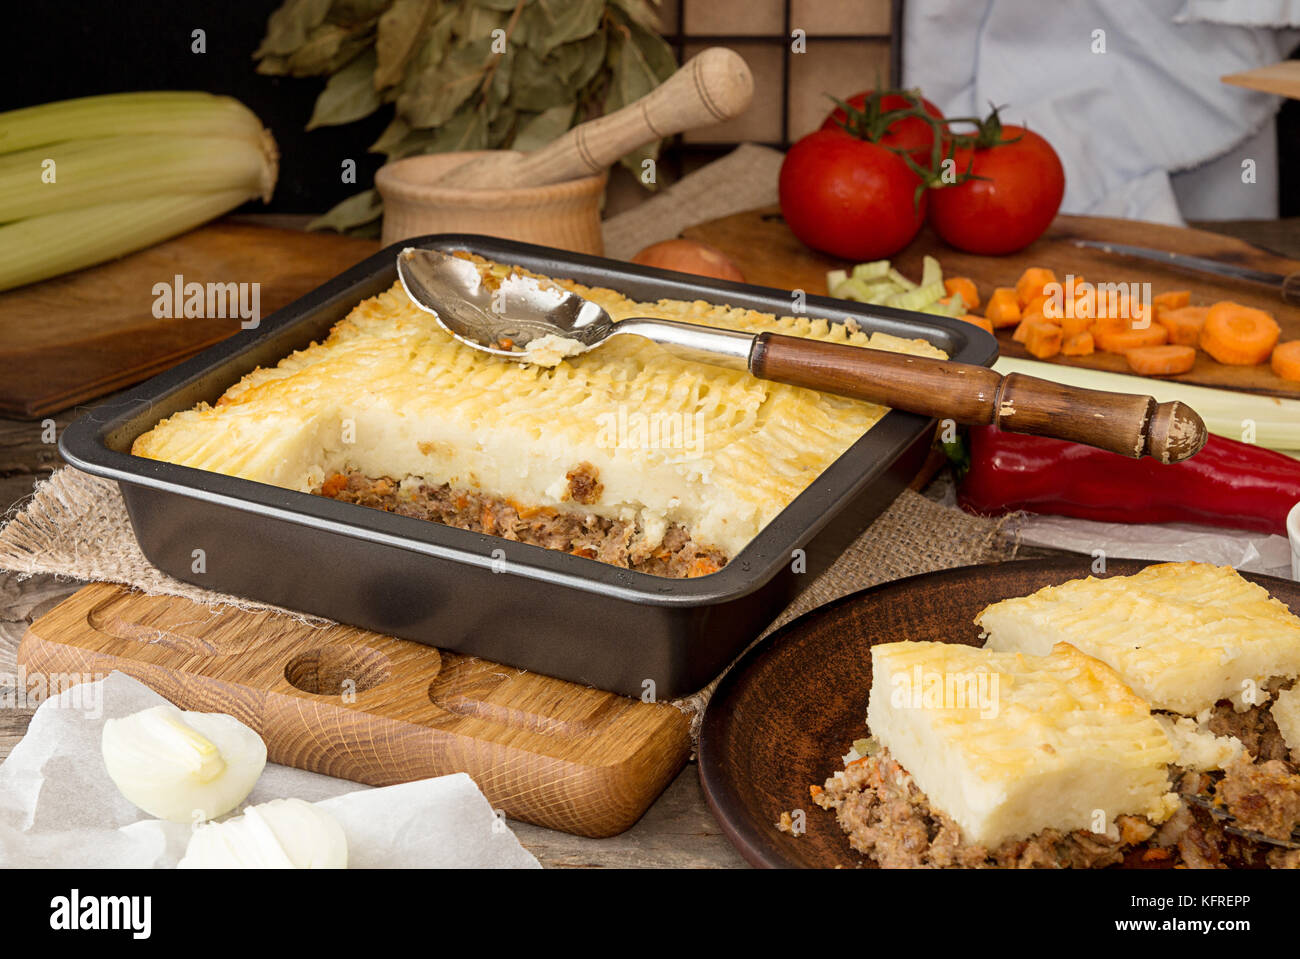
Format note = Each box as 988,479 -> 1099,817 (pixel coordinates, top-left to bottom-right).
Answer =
132,254 -> 946,577
977,563 -> 1300,715
862,641 -> 1177,849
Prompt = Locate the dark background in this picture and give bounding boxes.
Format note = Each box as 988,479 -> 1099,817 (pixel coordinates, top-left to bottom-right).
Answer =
3,2 -> 1297,217
0,0 -> 390,216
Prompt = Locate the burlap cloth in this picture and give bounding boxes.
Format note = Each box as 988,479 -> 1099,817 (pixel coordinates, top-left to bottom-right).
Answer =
0,144 -> 1018,731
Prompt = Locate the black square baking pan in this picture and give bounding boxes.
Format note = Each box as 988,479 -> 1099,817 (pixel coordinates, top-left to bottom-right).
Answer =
59,234 -> 997,699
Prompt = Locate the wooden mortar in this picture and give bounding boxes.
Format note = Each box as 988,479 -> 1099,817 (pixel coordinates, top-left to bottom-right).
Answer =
376,152 -> 607,253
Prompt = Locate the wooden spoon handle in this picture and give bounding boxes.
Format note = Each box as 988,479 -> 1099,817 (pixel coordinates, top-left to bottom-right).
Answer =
509,47 -> 753,186
750,333 -> 1207,463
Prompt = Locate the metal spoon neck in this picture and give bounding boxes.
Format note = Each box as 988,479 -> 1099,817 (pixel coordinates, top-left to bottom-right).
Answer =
611,317 -> 755,371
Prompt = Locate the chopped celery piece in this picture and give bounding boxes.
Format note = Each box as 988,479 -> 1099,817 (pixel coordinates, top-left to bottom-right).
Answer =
887,268 -> 917,290
831,277 -> 878,301
885,280 -> 946,311
851,260 -> 890,282
919,255 -> 943,290
939,291 -> 966,316
825,268 -> 848,291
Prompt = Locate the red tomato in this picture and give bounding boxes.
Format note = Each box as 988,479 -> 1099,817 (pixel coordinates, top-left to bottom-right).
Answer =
779,129 -> 926,261
821,90 -> 945,166
928,125 -> 1065,255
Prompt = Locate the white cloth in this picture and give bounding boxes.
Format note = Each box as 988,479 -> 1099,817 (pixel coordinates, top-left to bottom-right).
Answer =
902,0 -> 1300,223
0,673 -> 541,868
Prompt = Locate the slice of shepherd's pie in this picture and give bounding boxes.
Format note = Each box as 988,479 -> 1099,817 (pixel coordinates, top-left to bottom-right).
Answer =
977,562 -> 1300,716
975,561 -> 1300,864
131,253 -> 946,578
812,641 -> 1178,868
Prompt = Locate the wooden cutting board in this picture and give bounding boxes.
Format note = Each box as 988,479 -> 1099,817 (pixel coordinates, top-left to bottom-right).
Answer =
685,208 -> 1300,397
17,583 -> 691,838
0,222 -> 380,419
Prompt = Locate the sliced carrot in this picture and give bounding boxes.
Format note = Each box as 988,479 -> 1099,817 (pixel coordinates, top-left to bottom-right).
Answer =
1092,285 -> 1145,322
1061,331 -> 1094,356
1094,324 -> 1168,353
1152,290 -> 1190,313
1015,267 -> 1056,308
1093,307 -> 1153,335
958,313 -> 994,334
1070,285 -> 1095,319
1199,301 -> 1281,365
1125,344 -> 1195,376
1012,309 -> 1047,342
985,287 -> 1021,328
1060,311 -> 1092,336
1090,314 -> 1127,335
1023,321 -> 1063,359
1129,302 -> 1155,329
1023,292 -> 1051,316
944,276 -> 980,311
1154,305 -> 1209,347
1272,340 -> 1300,381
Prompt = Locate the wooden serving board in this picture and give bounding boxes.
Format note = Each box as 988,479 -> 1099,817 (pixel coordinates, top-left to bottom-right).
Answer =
17,583 -> 691,838
0,221 -> 380,419
685,208 -> 1300,397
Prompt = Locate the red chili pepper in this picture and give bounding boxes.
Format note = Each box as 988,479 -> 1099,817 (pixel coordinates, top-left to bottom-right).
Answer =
957,426 -> 1300,536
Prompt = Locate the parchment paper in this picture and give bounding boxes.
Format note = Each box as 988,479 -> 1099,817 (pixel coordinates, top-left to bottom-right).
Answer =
0,672 -> 540,869
1008,514 -> 1295,581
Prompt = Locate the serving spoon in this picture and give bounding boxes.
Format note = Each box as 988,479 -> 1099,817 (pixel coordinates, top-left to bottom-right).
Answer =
397,248 -> 1208,464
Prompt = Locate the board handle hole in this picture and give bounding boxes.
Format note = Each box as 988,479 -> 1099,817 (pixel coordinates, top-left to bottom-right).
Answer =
285,646 -> 391,696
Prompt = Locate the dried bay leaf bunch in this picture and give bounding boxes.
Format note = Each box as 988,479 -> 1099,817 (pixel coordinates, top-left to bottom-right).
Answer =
255,0 -> 676,233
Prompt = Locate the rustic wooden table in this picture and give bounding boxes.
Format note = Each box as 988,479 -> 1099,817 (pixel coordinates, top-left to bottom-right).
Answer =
2,216 -> 1295,868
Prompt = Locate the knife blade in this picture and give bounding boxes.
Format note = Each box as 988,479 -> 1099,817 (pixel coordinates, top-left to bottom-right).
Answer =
1071,239 -> 1300,305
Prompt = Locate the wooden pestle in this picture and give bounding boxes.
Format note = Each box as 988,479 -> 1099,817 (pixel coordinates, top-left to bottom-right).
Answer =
434,47 -> 753,189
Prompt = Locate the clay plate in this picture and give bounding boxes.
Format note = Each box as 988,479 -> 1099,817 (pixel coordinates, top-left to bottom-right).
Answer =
697,557 -> 1300,869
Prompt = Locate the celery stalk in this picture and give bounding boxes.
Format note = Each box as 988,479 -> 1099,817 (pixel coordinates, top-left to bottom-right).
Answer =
0,191 -> 254,291
0,135 -> 275,220
0,92 -> 266,154
994,356 -> 1300,452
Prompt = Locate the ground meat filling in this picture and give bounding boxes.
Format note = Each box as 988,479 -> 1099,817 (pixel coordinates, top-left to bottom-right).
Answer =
1159,771 -> 1280,869
811,749 -> 1156,869
1206,679 -> 1297,764
314,471 -> 728,579
564,462 -> 604,506
1197,682 -> 1300,844
1217,759 -> 1300,842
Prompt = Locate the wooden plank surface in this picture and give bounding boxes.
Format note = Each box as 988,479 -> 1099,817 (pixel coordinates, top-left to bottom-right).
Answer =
18,583 -> 692,839
684,209 -> 1300,397
0,222 -> 380,419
